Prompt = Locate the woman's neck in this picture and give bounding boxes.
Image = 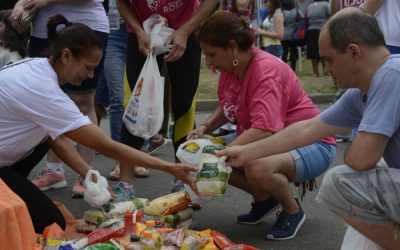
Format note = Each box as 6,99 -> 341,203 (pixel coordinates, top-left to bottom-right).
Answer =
234,49 -> 254,80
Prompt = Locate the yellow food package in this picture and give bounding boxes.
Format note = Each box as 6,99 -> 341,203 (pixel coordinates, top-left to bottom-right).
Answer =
144,191 -> 189,216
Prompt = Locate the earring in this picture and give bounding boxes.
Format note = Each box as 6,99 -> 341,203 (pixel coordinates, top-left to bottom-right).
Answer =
232,58 -> 239,67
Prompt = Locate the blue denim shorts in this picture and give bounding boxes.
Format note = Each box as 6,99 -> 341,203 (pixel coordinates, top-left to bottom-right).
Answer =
290,141 -> 336,183
316,164 -> 400,225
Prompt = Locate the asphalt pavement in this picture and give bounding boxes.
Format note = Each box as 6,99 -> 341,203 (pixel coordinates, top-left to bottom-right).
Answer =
33,103 -> 350,250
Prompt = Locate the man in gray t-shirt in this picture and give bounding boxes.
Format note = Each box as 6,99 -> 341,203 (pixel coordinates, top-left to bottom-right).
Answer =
217,8 -> 400,249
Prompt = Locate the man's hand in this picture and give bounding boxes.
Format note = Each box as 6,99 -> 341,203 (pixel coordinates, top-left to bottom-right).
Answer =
164,29 -> 189,62
215,145 -> 247,167
168,163 -> 199,195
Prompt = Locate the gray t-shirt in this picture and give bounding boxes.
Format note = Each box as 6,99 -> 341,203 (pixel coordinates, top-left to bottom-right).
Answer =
306,1 -> 330,30
282,8 -> 298,41
319,55 -> 400,168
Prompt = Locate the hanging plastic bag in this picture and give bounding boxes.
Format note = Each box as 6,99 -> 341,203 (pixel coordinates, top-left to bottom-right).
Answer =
84,170 -> 111,208
123,53 -> 165,139
341,226 -> 383,250
143,14 -> 174,55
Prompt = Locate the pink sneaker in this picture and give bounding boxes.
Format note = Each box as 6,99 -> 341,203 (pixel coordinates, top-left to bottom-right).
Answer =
32,169 -> 67,191
71,177 -> 85,198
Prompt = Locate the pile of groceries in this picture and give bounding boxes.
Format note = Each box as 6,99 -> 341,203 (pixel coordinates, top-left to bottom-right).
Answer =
36,191 -> 259,250
31,137 -> 259,249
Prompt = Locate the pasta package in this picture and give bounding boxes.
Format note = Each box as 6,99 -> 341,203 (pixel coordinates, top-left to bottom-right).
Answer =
196,145 -> 232,196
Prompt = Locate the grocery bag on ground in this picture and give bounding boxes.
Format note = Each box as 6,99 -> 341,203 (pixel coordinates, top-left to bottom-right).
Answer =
84,170 -> 111,207
341,226 -> 383,250
196,144 -> 232,197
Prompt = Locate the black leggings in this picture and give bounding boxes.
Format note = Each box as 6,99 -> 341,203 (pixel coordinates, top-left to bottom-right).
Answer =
281,39 -> 298,72
122,33 -> 201,152
0,140 -> 66,233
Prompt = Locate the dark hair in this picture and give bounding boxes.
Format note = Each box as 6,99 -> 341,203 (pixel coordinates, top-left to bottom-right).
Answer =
327,9 -> 386,53
197,11 -> 254,51
281,0 -> 295,11
0,10 -> 30,58
47,14 -> 103,61
266,0 -> 281,19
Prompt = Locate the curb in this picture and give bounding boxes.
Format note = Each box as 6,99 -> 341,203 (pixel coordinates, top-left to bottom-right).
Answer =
196,93 -> 335,112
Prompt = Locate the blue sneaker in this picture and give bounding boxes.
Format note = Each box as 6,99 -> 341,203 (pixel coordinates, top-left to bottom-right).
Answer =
113,181 -> 135,203
171,180 -> 185,193
266,199 -> 306,240
237,198 -> 280,225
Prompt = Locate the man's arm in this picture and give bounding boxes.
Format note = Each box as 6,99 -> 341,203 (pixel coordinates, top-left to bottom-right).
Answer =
218,117 -> 345,167
47,135 -> 91,177
344,131 -> 388,171
362,0 -> 384,15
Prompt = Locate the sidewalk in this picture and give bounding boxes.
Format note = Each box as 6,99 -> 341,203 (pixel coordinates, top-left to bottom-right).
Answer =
39,103 -> 348,250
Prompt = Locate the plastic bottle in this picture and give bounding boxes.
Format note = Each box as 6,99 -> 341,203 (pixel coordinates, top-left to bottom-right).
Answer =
141,230 -> 157,250
108,0 -> 120,30
126,234 -> 144,250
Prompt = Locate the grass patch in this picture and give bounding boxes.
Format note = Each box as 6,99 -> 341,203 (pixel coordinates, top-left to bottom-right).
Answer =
197,56 -> 337,100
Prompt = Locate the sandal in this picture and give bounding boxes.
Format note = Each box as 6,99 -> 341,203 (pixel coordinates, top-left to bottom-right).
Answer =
134,166 -> 150,178
108,162 -> 120,180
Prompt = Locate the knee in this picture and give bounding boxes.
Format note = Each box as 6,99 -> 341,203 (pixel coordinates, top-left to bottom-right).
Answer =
245,160 -> 273,184
319,164 -> 351,195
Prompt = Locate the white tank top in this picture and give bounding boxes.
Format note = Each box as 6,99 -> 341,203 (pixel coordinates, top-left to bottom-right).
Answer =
32,1 -> 109,38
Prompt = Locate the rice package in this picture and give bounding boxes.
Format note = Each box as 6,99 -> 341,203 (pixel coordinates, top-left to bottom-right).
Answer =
196,145 -> 232,196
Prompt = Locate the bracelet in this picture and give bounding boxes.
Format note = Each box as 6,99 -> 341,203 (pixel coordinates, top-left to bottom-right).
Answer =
200,121 -> 211,133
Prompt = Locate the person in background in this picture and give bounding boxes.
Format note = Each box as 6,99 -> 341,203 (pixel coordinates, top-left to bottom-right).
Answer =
0,14 -> 197,234
114,0 -> 217,201
362,0 -> 400,54
305,0 -> 330,76
0,10 -> 29,68
280,0 -> 299,71
217,8 -> 400,249
330,0 -> 364,14
194,11 -> 336,240
256,0 -> 284,57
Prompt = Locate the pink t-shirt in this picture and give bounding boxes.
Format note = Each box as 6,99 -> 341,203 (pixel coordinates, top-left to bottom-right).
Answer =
130,0 -> 200,30
218,46 -> 336,145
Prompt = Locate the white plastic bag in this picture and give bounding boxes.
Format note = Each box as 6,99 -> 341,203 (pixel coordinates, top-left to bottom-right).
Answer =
123,52 -> 165,139
176,139 -> 217,166
341,226 -> 383,250
143,14 -> 174,55
83,169 -> 111,208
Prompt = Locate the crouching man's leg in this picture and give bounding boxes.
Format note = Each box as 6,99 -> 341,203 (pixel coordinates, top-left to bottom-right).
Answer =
316,164 -> 400,250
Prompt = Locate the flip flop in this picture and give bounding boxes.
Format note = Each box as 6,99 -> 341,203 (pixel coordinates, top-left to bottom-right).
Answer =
134,166 -> 150,178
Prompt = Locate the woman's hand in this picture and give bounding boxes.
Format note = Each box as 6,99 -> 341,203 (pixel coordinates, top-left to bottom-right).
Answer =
164,29 -> 189,62
23,0 -> 49,13
167,163 -> 199,195
186,125 -> 208,140
137,31 -> 152,56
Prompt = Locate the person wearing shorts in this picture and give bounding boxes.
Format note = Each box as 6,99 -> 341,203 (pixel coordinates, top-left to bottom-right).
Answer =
218,8 -> 400,249
188,11 -> 336,240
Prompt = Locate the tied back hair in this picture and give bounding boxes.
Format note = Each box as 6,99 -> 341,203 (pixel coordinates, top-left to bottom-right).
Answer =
197,11 -> 254,51
0,10 -> 30,58
47,14 -> 102,62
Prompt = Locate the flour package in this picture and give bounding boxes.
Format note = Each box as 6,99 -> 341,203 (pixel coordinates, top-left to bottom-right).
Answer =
196,144 -> 232,197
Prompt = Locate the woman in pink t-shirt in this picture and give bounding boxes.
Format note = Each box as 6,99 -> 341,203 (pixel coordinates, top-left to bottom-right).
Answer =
115,0 -> 217,200
190,11 -> 336,241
